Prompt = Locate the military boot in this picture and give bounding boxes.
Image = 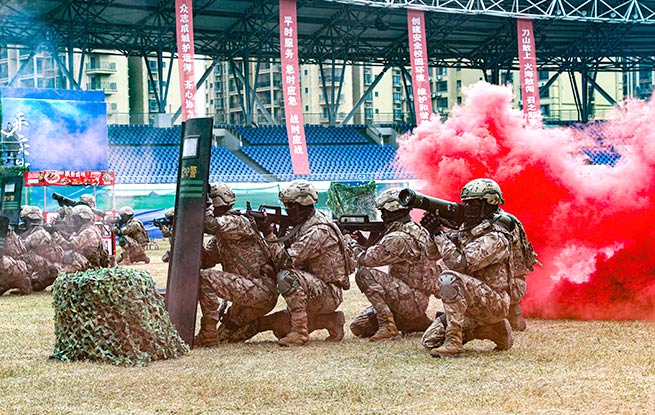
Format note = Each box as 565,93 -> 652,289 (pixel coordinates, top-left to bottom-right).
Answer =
309,311 -> 345,342
193,316 -> 219,348
369,310 -> 401,342
349,306 -> 378,338
472,319 -> 514,351
430,325 -> 464,357
508,304 -> 527,331
278,309 -> 309,347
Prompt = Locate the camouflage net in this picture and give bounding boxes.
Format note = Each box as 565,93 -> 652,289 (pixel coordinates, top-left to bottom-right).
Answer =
326,181 -> 377,219
51,267 -> 189,366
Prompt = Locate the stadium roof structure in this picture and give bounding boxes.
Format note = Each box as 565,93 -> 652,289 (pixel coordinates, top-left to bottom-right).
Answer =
2,0 -> 655,121
2,0 -> 655,71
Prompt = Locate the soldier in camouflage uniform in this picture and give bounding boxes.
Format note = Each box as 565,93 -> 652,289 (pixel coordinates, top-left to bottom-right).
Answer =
252,180 -> 351,347
349,188 -> 436,341
0,218 -> 32,296
159,208 -> 175,263
113,206 -> 150,265
194,183 -> 279,346
54,205 -> 108,272
420,178 -> 517,357
19,205 -> 64,291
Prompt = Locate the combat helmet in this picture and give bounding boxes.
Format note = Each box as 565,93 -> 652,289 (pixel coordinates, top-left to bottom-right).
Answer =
375,188 -> 407,212
71,204 -> 95,222
279,180 -> 318,206
118,206 -> 134,221
164,208 -> 175,220
460,178 -> 504,205
20,205 -> 43,222
79,194 -> 96,208
209,182 -> 236,207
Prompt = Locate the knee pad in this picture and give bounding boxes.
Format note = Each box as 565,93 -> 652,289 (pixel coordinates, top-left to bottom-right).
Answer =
439,272 -> 461,303
276,269 -> 300,295
354,268 -> 376,292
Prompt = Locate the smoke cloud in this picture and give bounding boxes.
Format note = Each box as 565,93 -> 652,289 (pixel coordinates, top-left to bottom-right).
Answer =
397,81 -> 655,321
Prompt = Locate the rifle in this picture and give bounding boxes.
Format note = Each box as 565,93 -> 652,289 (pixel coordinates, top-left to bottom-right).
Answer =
151,217 -> 171,229
245,201 -> 294,237
398,188 -> 472,229
336,215 -> 385,247
52,192 -> 107,219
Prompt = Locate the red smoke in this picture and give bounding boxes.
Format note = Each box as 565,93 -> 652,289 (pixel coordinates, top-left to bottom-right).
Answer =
397,81 -> 655,320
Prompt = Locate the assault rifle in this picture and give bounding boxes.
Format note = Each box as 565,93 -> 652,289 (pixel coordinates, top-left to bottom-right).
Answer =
398,188 -> 472,229
245,201 -> 294,237
52,192 -> 106,219
336,215 -> 385,247
152,217 -> 171,229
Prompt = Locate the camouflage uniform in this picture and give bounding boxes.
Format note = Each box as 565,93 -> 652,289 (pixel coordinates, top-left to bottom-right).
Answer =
159,208 -> 174,263
55,205 -> 107,272
421,178 -> 515,357
350,220 -> 436,339
114,206 -> 150,265
197,212 -> 278,343
263,181 -> 351,347
19,206 -> 65,291
0,227 -> 32,296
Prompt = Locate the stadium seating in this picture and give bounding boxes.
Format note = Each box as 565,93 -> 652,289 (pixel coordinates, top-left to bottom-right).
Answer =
241,144 -> 411,181
233,124 -> 370,145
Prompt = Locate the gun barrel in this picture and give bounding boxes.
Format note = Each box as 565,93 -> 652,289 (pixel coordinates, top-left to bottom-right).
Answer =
398,188 -> 465,225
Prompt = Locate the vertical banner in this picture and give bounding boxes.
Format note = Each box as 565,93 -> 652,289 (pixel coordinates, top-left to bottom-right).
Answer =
279,0 -> 311,175
175,0 -> 197,121
517,19 -> 542,126
407,9 -> 433,125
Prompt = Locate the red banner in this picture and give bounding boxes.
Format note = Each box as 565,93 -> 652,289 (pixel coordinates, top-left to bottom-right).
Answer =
517,19 -> 541,126
279,0 -> 310,175
24,170 -> 115,187
407,9 -> 433,125
176,0 -> 197,121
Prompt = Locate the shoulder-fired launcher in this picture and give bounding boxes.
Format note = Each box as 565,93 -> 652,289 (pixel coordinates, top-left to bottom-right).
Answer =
398,188 -> 468,229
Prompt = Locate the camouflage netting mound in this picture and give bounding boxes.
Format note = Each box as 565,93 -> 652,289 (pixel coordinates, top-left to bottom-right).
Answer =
52,267 -> 189,366
326,181 -> 377,218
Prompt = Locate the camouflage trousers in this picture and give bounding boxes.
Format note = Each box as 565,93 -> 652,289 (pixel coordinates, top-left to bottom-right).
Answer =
24,253 -> 61,292
281,269 -> 343,317
0,256 -> 32,296
118,236 -> 148,263
351,267 -> 431,336
198,269 -> 278,328
422,270 -> 509,348
60,251 -> 92,274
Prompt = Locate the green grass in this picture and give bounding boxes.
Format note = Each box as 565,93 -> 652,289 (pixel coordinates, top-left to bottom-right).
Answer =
1,240 -> 654,414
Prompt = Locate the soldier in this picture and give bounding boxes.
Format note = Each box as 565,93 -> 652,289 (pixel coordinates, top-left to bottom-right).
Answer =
421,178 -> 520,357
194,183 -> 279,346
349,188 -> 436,341
0,216 -> 32,296
253,180 -> 351,347
79,194 -> 97,209
113,206 -> 150,265
19,205 -> 64,291
158,208 -> 175,263
54,205 -> 108,272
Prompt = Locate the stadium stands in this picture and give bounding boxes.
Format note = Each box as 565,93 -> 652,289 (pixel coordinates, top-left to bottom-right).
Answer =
107,124 -> 411,183
233,125 -> 370,145
107,123 -> 621,184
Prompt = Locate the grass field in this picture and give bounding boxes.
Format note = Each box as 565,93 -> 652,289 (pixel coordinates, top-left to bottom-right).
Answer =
1,241 -> 654,415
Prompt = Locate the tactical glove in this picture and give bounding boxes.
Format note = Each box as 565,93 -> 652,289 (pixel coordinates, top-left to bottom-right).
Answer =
420,212 -> 443,236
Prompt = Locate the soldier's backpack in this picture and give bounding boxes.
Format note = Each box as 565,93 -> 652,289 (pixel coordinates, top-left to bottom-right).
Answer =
494,211 -> 540,278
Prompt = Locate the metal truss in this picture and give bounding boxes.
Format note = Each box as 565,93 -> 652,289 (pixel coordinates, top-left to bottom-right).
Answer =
328,0 -> 655,24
